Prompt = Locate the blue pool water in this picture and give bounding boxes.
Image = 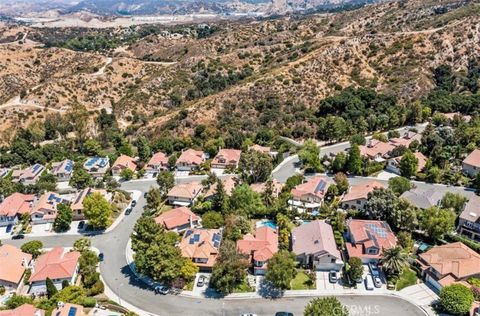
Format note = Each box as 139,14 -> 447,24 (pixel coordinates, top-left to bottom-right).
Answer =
257,220 -> 277,230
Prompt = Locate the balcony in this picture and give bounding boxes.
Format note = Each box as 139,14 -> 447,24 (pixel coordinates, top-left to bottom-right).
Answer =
462,220 -> 480,233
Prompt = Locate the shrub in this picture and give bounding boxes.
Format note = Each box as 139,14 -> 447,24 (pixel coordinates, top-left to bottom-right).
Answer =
82,297 -> 97,308
440,284 -> 474,315
88,280 -> 105,296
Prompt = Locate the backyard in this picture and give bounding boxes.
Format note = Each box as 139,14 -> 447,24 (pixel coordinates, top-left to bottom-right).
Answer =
395,267 -> 418,291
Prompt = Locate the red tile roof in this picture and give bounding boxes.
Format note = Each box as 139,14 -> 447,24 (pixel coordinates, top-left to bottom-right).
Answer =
341,180 -> 384,203
0,193 -> 35,217
346,219 -> 397,260
176,149 -> 204,166
147,152 -> 168,167
179,229 -> 221,268
29,247 -> 80,282
167,182 -> 203,199
237,226 -> 278,263
212,149 -> 242,167
0,244 -> 32,285
112,155 -> 137,172
359,140 -> 395,159
154,207 -> 200,230
0,304 -> 45,316
291,176 -> 332,200
291,220 -> 341,259
463,149 -> 480,168
250,179 -> 284,197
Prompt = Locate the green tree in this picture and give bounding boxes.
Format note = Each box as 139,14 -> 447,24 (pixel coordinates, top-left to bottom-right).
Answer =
228,184 -> 266,218
156,171 -> 175,197
440,192 -> 467,215
334,172 -> 349,195
381,246 -> 408,275
83,139 -> 102,156
69,166 -> 94,189
304,297 -> 349,316
239,150 -> 273,183
399,150 -> 418,178
346,144 -> 362,175
265,251 -> 297,290
83,192 -> 112,230
397,231 -> 414,253
331,152 -> 347,173
73,237 -> 91,253
298,139 -> 322,172
146,187 -> 163,210
347,257 -> 363,282
5,295 -> 34,309
212,178 -> 228,212
53,203 -> 73,232
419,206 -> 455,240
277,213 -> 292,251
135,136 -> 151,162
388,177 -> 413,195
120,168 -> 134,181
78,249 -> 100,288
46,277 -> 58,298
440,284 -> 474,315
202,211 -> 224,229
21,240 -> 43,258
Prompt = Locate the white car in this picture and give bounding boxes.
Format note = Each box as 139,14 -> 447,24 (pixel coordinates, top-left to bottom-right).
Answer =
240,314 -> 258,316
364,275 -> 374,290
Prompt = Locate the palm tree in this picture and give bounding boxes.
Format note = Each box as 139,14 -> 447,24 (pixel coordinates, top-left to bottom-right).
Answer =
381,246 -> 409,275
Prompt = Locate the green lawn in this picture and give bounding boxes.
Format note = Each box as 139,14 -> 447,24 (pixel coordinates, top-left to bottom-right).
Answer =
290,271 -> 316,290
396,268 -> 418,291
233,278 -> 255,293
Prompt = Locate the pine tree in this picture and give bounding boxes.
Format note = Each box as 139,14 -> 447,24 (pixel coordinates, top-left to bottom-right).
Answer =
46,277 -> 58,298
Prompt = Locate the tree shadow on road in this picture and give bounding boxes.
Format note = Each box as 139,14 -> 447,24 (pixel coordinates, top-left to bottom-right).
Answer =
258,278 -> 285,299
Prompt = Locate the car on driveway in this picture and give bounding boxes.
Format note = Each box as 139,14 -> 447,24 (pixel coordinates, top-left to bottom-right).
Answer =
275,312 -> 294,316
6,224 -> 13,234
328,270 -> 338,283
154,285 -> 170,295
12,234 -> 24,240
369,262 -> 380,276
78,221 -> 85,230
364,275 -> 374,290
197,275 -> 206,287
373,275 -> 382,288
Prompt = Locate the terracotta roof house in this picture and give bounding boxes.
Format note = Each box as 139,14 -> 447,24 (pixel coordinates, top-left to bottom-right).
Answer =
31,192 -> 70,225
417,242 -> 480,291
179,228 -> 222,271
50,159 -> 74,182
145,152 -> 169,176
388,131 -> 422,148
83,157 -> 109,178
387,151 -> 427,175
288,176 -> 333,213
457,195 -> 480,243
154,207 -> 201,232
359,140 -> 396,161
250,179 -> 284,198
0,193 -> 35,227
249,144 -> 271,155
237,226 -> 278,275
341,180 -> 384,210
211,149 -> 242,169
0,304 -> 45,316
70,188 -> 109,220
463,149 -> 480,177
29,247 -> 80,295
345,219 -> 397,263
292,220 -> 343,271
51,303 -> 86,316
0,244 -> 32,293
176,149 -> 206,171
11,164 -> 45,185
204,176 -> 237,200
443,112 -> 472,123
400,188 -> 443,209
111,155 -> 137,176
166,182 -> 203,207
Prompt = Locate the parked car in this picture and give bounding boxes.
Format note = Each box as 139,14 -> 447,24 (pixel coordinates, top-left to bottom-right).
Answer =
154,285 -> 170,295
197,276 -> 206,287
368,262 -> 380,276
78,221 -> 85,230
12,234 -> 24,240
373,276 -> 382,288
275,312 -> 294,316
364,275 -> 374,290
98,253 -> 104,262
143,192 -> 148,198
328,270 -> 338,283
125,207 -> 132,215
6,224 -> 13,234
169,288 -> 182,295
131,200 -> 137,207
240,314 -> 258,316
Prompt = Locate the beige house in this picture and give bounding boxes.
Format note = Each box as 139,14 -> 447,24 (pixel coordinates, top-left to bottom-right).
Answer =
341,180 -> 384,210
0,244 -> 32,293
462,149 -> 480,177
457,195 -> 480,243
166,182 -> 204,207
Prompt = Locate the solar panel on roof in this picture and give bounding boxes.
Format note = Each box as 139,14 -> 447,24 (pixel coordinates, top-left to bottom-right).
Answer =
189,238 -> 195,244
185,230 -> 193,237
68,307 -> 77,316
194,234 -> 200,242
213,241 -> 220,248
315,180 -> 326,193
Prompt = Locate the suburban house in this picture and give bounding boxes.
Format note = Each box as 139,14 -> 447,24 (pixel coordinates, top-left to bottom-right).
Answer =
0,244 -> 32,293
462,149 -> 480,177
237,226 -> 278,275
166,182 -> 203,207
211,149 -> 242,169
11,164 -> 45,185
341,180 -> 384,210
387,151 -> 427,175
52,303 -> 86,316
288,176 -> 333,213
154,206 -> 201,232
400,188 -> 443,209
0,304 -> 45,316
83,157 -> 110,178
345,219 -> 397,263
179,228 -> 222,271
292,220 -> 343,271
388,131 -> 422,148
111,155 -> 137,177
443,112 -> 472,123
359,140 -> 395,161
457,195 -> 480,243
204,176 -> 237,200
248,144 -> 277,157
250,179 -> 284,198
70,188 -> 109,220
0,193 -> 35,227
417,242 -> 480,291
31,192 -> 70,225
50,159 -> 74,182
29,247 -> 80,295
145,152 -> 169,176
175,149 -> 206,171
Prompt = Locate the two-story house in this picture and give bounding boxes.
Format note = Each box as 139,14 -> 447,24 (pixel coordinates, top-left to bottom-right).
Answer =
345,219 -> 397,263
166,182 -> 203,207
211,149 -> 242,169
111,155 -> 137,177
341,180 -> 384,211
0,244 -> 32,293
0,193 -> 35,227
83,157 -> 110,178
386,151 -> 427,175
145,152 -> 169,176
462,149 -> 480,177
359,139 -> 396,162
50,159 -> 74,182
457,195 -> 480,243
179,228 -> 222,271
70,188 -> 109,220
29,247 -> 80,295
154,206 -> 201,233
237,226 -> 278,275
0,304 -> 45,316
175,149 -> 206,171
288,176 -> 333,213
30,192 -> 70,225
292,220 -> 343,271
11,164 -> 45,185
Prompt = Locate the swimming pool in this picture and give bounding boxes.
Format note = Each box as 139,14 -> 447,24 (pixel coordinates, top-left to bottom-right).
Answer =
256,220 -> 277,230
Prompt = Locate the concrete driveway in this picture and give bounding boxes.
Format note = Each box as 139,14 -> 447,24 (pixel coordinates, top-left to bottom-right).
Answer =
192,273 -> 211,297
399,283 -> 439,306
316,271 -> 343,291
